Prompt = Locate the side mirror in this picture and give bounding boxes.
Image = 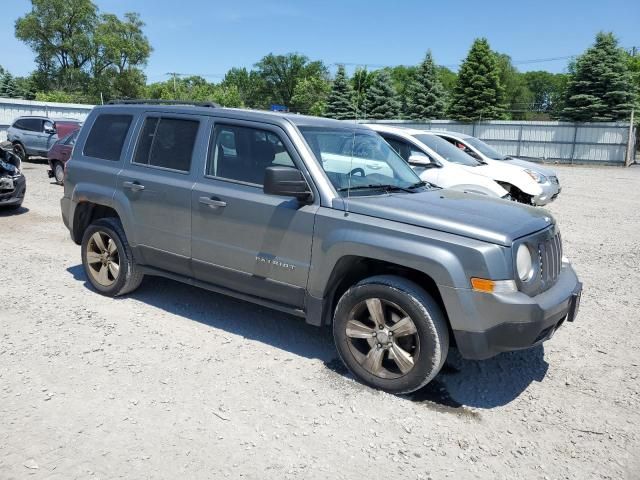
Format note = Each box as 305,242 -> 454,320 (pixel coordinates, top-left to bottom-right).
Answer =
264,166 -> 313,202
44,124 -> 56,134
408,154 -> 437,167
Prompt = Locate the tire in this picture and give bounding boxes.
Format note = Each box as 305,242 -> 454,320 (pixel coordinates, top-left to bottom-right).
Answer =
13,143 -> 27,162
81,217 -> 144,296
53,161 -> 65,184
333,275 -> 449,394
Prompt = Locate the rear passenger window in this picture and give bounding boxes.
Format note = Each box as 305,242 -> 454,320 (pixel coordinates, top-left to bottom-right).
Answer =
207,124 -> 295,185
84,114 -> 132,161
133,117 -> 199,172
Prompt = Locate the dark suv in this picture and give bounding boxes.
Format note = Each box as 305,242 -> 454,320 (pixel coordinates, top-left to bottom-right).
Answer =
7,116 -> 82,161
60,101 -> 582,394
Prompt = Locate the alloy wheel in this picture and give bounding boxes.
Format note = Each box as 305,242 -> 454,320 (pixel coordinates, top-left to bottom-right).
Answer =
345,298 -> 420,379
86,231 -> 120,287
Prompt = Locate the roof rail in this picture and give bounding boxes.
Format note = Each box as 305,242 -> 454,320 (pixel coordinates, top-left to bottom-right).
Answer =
106,99 -> 220,108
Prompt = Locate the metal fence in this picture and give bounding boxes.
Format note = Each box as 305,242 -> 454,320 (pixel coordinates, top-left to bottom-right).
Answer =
365,119 -> 637,165
0,98 -> 635,165
0,97 -> 94,142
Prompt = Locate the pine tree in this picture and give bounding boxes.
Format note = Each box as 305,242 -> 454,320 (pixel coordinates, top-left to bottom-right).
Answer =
448,38 -> 505,121
562,32 -> 635,122
364,70 -> 400,119
325,65 -> 355,120
405,51 -> 447,120
1,73 -> 19,98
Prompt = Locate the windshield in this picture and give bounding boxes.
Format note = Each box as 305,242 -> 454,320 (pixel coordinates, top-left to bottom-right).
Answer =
414,134 -> 481,166
464,137 -> 507,160
299,127 -> 422,195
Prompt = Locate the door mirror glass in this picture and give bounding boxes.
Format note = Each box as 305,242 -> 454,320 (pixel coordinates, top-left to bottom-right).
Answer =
263,166 -> 312,202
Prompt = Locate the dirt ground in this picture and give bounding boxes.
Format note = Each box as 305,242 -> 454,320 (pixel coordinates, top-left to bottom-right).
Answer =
1,162 -> 639,480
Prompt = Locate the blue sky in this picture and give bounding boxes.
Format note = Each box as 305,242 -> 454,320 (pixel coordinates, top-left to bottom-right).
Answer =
2,0 -> 639,82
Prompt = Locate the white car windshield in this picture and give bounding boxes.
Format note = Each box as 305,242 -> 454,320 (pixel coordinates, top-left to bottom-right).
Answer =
299,127 -> 424,195
464,137 -> 507,160
414,134 -> 481,167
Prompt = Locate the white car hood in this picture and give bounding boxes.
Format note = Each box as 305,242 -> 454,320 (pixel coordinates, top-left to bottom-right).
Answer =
503,157 -> 557,177
417,163 -> 508,198
462,159 -> 543,196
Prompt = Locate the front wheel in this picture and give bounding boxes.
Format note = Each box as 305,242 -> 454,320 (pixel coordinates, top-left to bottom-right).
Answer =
13,143 -> 27,162
81,217 -> 144,296
333,275 -> 449,394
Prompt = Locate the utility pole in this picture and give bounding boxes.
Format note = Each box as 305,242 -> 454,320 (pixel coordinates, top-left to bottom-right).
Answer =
626,107 -> 635,167
166,72 -> 179,94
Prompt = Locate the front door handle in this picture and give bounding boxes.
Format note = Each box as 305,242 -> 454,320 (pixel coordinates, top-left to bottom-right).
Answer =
123,181 -> 145,192
199,196 -> 227,208
367,163 -> 382,170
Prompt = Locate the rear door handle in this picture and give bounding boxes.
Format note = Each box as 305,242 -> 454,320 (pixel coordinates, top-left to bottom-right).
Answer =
123,181 -> 145,192
199,196 -> 227,208
367,163 -> 382,170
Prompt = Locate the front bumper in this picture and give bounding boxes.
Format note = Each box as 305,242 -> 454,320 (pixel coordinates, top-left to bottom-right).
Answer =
532,180 -> 561,206
444,263 -> 581,360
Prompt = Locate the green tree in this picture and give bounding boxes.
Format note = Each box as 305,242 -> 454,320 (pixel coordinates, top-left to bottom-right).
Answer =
386,65 -> 417,116
351,67 -> 373,117
254,53 -> 328,108
221,67 -> 264,108
494,53 -> 533,119
15,0 -> 151,102
405,51 -> 447,120
364,70 -> 400,119
325,65 -> 355,119
436,66 -> 457,95
291,75 -> 330,116
562,32 -> 635,121
0,72 -> 20,98
448,38 -> 505,121
522,71 -> 568,117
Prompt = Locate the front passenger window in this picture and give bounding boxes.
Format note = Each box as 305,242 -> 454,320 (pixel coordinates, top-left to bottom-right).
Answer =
207,124 -> 295,185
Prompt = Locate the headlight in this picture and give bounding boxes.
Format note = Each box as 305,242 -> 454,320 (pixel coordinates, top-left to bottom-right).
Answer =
524,169 -> 547,184
516,244 -> 534,281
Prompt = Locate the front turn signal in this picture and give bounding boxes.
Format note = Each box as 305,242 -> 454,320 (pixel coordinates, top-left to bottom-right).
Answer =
471,278 -> 517,293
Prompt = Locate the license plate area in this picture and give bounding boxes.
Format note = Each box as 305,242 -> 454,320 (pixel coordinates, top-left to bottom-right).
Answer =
0,177 -> 15,191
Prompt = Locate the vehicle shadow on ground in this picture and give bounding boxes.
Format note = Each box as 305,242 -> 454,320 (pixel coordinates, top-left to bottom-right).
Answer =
67,265 -> 550,411
0,206 -> 29,216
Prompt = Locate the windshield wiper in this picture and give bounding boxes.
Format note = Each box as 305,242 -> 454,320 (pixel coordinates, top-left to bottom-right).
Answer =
338,184 -> 415,193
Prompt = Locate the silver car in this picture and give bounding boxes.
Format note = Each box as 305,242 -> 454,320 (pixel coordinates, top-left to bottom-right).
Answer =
435,131 -> 561,205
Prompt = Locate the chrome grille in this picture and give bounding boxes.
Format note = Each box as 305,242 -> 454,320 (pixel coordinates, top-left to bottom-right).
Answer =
539,231 -> 563,287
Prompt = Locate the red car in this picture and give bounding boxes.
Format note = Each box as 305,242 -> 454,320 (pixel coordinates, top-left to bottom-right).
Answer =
47,129 -> 79,184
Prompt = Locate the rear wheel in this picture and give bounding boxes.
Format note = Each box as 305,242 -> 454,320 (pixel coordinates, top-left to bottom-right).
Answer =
81,217 -> 144,296
53,161 -> 65,184
333,275 -> 449,394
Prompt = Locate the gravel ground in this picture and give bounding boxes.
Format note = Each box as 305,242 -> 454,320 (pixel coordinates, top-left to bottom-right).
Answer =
1,162 -> 639,480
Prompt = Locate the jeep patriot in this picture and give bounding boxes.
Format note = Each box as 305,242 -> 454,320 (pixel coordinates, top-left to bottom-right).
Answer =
60,101 -> 582,393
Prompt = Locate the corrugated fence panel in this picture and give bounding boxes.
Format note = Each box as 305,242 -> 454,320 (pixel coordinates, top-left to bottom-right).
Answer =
366,119 -> 634,165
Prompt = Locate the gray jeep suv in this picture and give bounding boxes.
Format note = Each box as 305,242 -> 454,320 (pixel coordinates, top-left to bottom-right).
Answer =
60,102 -> 582,394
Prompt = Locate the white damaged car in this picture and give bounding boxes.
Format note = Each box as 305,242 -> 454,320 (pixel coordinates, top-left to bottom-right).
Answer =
433,131 -> 561,206
365,125 -> 510,199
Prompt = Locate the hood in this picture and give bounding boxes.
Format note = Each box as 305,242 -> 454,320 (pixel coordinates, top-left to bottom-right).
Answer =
506,157 -> 557,177
337,189 -> 554,246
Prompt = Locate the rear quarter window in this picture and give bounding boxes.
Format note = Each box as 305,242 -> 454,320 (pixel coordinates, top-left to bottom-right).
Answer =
83,114 -> 133,161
